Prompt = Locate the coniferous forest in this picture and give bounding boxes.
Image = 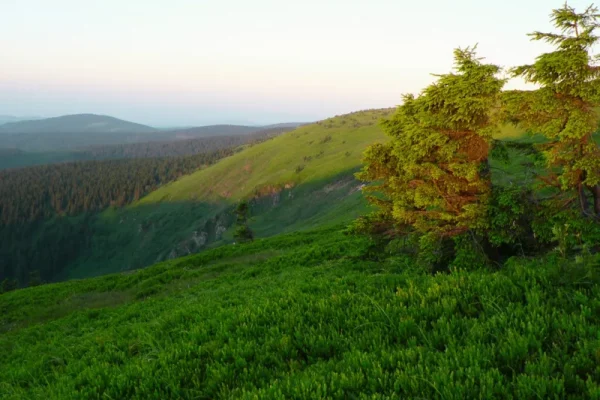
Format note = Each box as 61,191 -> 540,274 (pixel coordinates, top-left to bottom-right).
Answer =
0,150 -> 229,224
0,129 -> 287,286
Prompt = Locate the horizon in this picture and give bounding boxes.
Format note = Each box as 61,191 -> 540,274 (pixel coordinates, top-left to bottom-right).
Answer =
1,0 -> 595,126
0,112 -> 313,129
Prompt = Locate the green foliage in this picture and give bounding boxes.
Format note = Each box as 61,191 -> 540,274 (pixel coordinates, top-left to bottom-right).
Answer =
450,233 -> 490,270
358,46 -> 505,239
319,135 -> 333,144
487,185 -> 536,248
234,225 -> 254,243
415,233 -> 452,271
27,270 -> 43,287
506,4 -> 600,216
532,203 -> 600,255
0,278 -> 18,294
1,228 -> 600,398
233,201 -> 254,243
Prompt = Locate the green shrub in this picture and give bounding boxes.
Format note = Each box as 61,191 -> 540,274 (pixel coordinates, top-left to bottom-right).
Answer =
2,228 -> 600,399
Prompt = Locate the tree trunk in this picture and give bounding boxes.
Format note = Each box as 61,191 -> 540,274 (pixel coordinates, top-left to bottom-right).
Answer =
578,169 -> 592,216
587,184 -> 600,216
578,181 -> 591,216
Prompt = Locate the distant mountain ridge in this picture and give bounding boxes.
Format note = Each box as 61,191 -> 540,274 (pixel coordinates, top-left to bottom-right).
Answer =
0,113 -> 310,135
0,115 -> 42,125
164,125 -> 261,139
163,123 -> 308,138
0,114 -> 156,134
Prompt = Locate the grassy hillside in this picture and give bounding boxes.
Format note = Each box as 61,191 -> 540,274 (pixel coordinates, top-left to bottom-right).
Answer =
141,109 -> 394,204
63,107 -> 532,282
2,227 -> 599,399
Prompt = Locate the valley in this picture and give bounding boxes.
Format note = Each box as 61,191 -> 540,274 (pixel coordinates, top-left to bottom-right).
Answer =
0,109 -> 393,284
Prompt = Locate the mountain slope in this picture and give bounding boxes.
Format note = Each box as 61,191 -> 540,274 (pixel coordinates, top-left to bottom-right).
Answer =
140,109 -> 394,204
35,109 -> 393,280
0,114 -> 156,134
164,125 -> 264,139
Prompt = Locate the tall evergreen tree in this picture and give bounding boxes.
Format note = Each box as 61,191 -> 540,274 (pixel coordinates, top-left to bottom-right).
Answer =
233,201 -> 254,243
357,46 -> 505,238
505,3 -> 600,216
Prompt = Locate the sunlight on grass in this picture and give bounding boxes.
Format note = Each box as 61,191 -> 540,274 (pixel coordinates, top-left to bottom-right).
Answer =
138,109 -> 394,205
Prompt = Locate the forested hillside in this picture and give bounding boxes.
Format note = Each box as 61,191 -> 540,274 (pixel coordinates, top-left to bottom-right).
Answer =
0,127 -> 293,170
0,110 -> 392,285
0,149 -> 232,224
0,126 -> 295,285
0,117 -> 302,152
81,127 -> 292,159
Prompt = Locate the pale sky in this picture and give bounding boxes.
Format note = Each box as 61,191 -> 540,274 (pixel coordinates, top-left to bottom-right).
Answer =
0,0 -> 595,127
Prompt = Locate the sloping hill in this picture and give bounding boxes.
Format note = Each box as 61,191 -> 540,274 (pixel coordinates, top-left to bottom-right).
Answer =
164,125 -> 263,139
141,109 -> 394,204
44,109 -> 394,280
0,114 -> 156,134
161,123 -> 307,140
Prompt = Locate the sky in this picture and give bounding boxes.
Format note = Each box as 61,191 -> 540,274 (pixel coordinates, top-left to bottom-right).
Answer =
0,0 -> 596,127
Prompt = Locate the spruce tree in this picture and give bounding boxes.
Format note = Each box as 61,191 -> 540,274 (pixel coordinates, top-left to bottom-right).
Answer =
357,46 -> 505,238
505,4 -> 600,216
233,201 -> 254,243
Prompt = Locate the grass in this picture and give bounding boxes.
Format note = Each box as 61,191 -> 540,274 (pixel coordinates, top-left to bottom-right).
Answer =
1,227 -> 599,399
139,109 -> 394,204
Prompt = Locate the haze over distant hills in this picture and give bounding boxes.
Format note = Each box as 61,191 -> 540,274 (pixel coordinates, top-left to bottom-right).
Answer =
0,114 -> 156,134
0,113 -> 308,152
0,115 -> 42,125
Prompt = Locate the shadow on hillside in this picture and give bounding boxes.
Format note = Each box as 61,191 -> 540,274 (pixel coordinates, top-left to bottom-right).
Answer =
1,168 -> 370,285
